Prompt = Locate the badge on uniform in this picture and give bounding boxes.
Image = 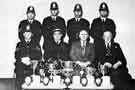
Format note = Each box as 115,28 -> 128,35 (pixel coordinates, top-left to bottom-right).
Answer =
26,25 -> 30,31
102,4 -> 105,9
77,5 -> 80,9
53,3 -> 56,8
30,7 -> 33,11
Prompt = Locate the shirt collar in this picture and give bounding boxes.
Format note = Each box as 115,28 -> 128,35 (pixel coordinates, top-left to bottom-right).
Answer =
80,40 -> 87,47
105,42 -> 111,48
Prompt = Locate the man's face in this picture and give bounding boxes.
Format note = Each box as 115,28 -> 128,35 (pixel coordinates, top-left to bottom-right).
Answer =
100,10 -> 108,17
53,31 -> 62,41
74,11 -> 82,18
79,30 -> 89,41
103,31 -> 112,43
50,9 -> 59,16
23,32 -> 32,40
27,12 -> 35,20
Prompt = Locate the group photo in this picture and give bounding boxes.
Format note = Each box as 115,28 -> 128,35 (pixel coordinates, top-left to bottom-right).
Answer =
0,0 -> 135,90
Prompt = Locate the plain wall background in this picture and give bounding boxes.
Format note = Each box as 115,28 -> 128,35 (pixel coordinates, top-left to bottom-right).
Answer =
0,0 -> 135,78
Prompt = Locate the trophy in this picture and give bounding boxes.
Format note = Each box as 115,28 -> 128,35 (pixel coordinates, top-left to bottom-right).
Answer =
61,61 -> 74,89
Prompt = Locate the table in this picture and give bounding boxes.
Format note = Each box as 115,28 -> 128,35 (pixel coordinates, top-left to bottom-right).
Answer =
22,75 -> 113,90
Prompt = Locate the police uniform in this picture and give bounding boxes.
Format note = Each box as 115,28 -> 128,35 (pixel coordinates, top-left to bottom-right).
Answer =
42,2 -> 66,43
18,6 -> 42,45
91,18 -> 116,40
90,2 -> 116,40
67,4 -> 90,43
14,29 -> 42,89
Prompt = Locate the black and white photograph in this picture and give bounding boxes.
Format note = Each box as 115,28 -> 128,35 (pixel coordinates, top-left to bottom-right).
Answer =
0,0 -> 135,90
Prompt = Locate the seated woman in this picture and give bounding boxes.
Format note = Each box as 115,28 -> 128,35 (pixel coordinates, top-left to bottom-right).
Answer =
96,30 -> 134,90
14,26 -> 42,89
69,29 -> 95,75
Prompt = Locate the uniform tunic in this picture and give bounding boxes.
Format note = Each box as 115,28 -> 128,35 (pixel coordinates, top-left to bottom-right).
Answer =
67,18 -> 90,43
18,19 -> 42,45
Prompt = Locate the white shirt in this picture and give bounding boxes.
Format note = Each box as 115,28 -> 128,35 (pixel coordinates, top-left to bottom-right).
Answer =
28,20 -> 33,24
25,39 -> 31,43
80,40 -> 87,47
55,40 -> 61,45
100,17 -> 106,22
105,42 -> 111,48
51,16 -> 57,21
75,17 -> 81,22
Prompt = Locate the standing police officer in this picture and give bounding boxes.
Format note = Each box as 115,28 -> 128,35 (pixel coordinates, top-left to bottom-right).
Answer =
67,3 -> 90,44
90,2 -> 116,61
91,2 -> 116,41
18,6 -> 42,45
42,2 -> 66,43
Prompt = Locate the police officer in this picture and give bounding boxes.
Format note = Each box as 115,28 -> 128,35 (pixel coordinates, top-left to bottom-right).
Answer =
42,2 -> 66,44
91,2 -> 116,41
67,3 -> 90,43
18,6 -> 42,45
90,2 -> 116,62
14,25 -> 42,90
91,2 -> 116,39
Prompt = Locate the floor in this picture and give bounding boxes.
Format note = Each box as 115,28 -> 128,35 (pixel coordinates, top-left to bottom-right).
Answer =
0,78 -> 15,90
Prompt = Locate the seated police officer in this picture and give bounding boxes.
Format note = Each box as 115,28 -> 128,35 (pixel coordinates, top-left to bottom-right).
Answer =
14,25 -> 42,90
97,30 -> 133,90
69,29 -> 95,75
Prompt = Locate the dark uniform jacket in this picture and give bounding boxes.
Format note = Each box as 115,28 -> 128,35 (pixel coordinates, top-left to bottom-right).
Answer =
90,17 -> 116,40
43,40 -> 69,62
14,40 -> 42,75
18,19 -> 42,45
67,18 -> 90,43
42,16 -> 66,42
70,41 -> 95,63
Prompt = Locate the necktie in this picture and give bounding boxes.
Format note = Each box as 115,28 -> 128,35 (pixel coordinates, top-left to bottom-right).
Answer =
52,17 -> 56,21
102,19 -> 104,23
82,41 -> 86,56
106,43 -> 111,56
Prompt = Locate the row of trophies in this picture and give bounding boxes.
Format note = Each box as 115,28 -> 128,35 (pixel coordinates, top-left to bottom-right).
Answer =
22,58 -> 114,89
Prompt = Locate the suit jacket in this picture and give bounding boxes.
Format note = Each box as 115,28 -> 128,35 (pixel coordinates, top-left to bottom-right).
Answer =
43,40 -> 70,61
70,41 -> 95,63
18,19 -> 42,44
67,18 -> 90,43
90,17 -> 116,40
96,41 -> 127,68
42,16 -> 66,42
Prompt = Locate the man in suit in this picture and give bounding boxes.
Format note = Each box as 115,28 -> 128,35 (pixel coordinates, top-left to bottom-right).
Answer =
67,4 -> 90,43
42,2 -> 66,44
18,6 -> 42,45
90,2 -> 116,58
43,28 -> 69,68
96,30 -> 134,90
14,26 -> 42,90
70,30 -> 95,75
